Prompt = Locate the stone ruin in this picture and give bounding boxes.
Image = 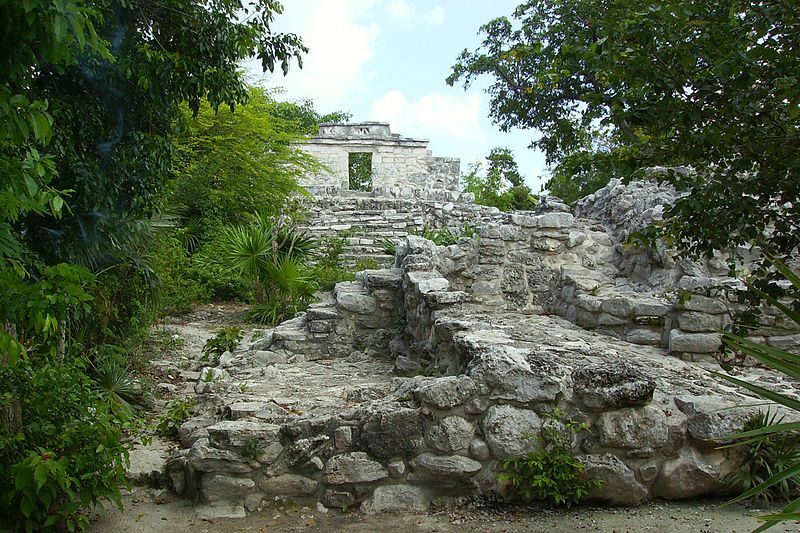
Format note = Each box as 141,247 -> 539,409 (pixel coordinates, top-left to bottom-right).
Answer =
298,122 -> 460,196
160,126 -> 800,517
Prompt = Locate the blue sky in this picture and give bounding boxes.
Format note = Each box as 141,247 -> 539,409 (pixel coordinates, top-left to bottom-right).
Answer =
242,0 -> 549,190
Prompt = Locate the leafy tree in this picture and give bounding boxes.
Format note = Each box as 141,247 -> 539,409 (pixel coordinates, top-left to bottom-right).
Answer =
269,96 -> 352,135
448,0 -> 800,274
1,0 -> 306,528
171,86 -> 322,238
463,147 -> 538,211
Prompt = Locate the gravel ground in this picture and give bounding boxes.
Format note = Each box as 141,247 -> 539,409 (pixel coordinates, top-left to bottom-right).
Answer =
89,487 -> 800,533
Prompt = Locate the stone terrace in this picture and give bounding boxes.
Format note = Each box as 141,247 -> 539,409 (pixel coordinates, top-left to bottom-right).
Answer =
160,180 -> 800,517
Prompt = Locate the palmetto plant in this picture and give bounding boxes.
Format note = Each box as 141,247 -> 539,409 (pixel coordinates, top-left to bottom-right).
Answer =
726,411 -> 800,505
91,359 -> 142,420
714,258 -> 800,531
217,214 -> 317,324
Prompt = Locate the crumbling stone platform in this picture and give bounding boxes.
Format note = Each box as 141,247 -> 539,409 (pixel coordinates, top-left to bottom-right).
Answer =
162,180 -> 799,517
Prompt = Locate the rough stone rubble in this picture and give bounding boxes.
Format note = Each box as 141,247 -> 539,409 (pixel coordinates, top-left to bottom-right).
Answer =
153,178 -> 800,518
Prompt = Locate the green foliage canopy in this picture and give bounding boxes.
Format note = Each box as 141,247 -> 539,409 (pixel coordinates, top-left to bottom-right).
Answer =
171,86 -> 320,232
463,147 -> 537,211
448,0 -> 800,266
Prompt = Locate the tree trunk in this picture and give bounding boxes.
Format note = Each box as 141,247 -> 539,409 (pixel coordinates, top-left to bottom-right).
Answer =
1,322 -> 22,433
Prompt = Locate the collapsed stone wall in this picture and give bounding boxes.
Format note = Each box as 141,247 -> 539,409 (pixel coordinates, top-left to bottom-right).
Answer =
162,178 -> 800,515
298,122 -> 460,193
298,193 -> 502,266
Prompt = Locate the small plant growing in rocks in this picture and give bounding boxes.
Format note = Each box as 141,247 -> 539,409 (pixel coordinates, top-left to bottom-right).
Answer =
202,326 -> 243,365
157,398 -> 195,440
499,409 -> 601,507
725,410 -> 800,505
240,437 -> 264,460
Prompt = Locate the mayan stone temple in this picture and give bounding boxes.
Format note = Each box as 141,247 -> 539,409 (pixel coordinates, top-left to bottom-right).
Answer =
151,123 -> 800,519
298,121 -> 460,195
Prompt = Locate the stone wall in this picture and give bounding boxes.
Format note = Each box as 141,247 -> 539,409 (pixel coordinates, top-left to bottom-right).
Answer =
298,193 -> 501,266
298,122 -> 460,193
162,176 -> 799,515
166,233 -> 798,514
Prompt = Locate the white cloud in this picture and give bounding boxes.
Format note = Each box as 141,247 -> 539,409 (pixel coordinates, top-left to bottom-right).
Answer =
424,5 -> 445,25
370,89 -> 488,169
387,0 -> 413,21
248,0 -> 381,112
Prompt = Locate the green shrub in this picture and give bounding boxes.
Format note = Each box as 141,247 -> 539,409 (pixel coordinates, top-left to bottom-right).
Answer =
313,264 -> 355,292
726,411 -> 800,505
715,258 -> 800,529
157,398 -> 195,441
91,359 -> 145,421
149,230 -> 206,316
240,437 -> 264,460
312,236 -> 353,291
353,258 -> 379,271
379,237 -> 398,257
0,362 -> 129,532
202,326 -> 243,365
81,261 -> 157,348
499,409 -> 601,507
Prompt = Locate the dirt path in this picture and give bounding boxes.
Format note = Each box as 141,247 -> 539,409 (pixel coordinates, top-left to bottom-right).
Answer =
89,304 -> 800,533
90,488 -> 800,533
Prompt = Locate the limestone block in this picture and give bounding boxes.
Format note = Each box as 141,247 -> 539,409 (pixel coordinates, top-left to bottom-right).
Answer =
582,454 -> 649,505
416,277 -> 450,293
361,485 -> 431,514
537,212 -> 574,228
482,405 -> 543,460
509,213 -> 539,227
272,318 -> 308,342
428,291 -> 471,305
258,473 -> 317,495
572,363 -> 656,410
601,297 -> 635,318
178,418 -> 215,448
651,447 -> 729,499
414,376 -> 478,409
634,301 -> 670,317
207,420 -> 281,450
387,460 -> 406,477
766,334 -> 800,353
468,346 -> 562,403
426,416 -> 475,453
464,396 -> 489,414
472,280 -> 500,295
361,407 -> 426,459
307,307 -> 339,321
575,294 -> 603,312
469,438 -> 491,461
309,320 -> 335,333
575,309 -> 599,328
334,426 -> 353,449
626,328 -> 663,346
677,311 -> 723,333
596,406 -> 668,450
410,453 -> 482,483
669,330 -> 722,353
195,367 -> 230,394
187,440 -> 256,474
196,504 -> 247,520
253,350 -> 287,365
597,313 -> 628,326
336,292 -> 377,314
678,295 -> 728,314
687,410 -> 752,446
323,452 -> 388,485
201,474 -> 255,503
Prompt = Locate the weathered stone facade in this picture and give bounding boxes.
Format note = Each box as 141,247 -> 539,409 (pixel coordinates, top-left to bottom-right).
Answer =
298,122 -> 460,194
158,178 -> 799,517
